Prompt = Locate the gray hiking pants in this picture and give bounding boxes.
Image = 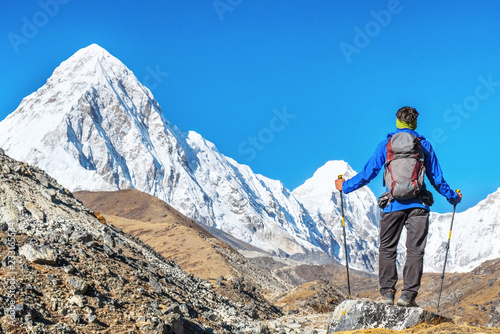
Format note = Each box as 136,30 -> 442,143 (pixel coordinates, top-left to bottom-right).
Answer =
379,208 -> 429,298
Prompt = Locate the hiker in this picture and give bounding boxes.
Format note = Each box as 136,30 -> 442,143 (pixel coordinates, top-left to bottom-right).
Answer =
335,106 -> 462,307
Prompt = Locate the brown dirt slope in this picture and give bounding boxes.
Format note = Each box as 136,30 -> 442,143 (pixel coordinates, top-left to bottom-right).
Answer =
74,189 -> 290,302
74,189 -> 237,280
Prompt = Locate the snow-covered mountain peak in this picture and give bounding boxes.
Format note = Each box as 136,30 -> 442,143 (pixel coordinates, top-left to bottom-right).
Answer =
56,43 -> 119,74
50,44 -> 113,82
44,44 -> 155,114
425,187 -> 500,273
67,43 -> 109,63
292,160 -> 353,202
292,161 -> 385,272
310,160 -> 352,184
471,187 -> 500,211
0,45 -> 167,191
78,43 -> 108,56
0,45 -> 346,266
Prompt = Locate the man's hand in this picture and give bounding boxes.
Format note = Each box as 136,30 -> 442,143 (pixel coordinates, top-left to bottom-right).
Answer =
456,190 -> 462,203
335,178 -> 345,192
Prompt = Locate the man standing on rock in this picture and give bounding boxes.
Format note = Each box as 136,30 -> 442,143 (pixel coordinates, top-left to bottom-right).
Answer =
335,106 -> 462,307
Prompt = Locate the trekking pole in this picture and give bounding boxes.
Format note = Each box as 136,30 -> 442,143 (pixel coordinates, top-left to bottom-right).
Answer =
436,189 -> 461,313
338,175 -> 352,300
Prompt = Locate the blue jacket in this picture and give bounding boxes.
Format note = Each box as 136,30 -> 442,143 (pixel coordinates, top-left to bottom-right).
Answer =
342,128 -> 461,212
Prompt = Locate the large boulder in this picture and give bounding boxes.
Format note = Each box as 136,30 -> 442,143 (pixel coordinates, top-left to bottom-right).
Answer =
19,243 -> 57,265
327,300 -> 451,333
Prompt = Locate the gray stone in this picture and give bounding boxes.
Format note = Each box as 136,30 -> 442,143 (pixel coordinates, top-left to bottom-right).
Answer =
251,324 -> 268,334
2,165 -> 10,174
55,322 -> 73,333
179,303 -> 191,317
170,314 -> 184,334
70,231 -> 92,243
70,313 -> 81,324
24,202 -> 46,222
69,295 -> 85,308
1,255 -> 10,267
24,313 -> 33,326
163,303 -> 181,316
87,314 -> 97,323
19,243 -> 57,265
0,222 -> 8,231
103,244 -> 116,257
43,189 -> 57,202
103,232 -> 116,248
0,147 -> 4,155
13,164 -> 28,175
62,265 -> 76,274
45,230 -> 63,244
13,303 -> 25,316
66,276 -> 89,294
149,276 -> 163,293
327,300 -> 451,333
37,173 -> 50,188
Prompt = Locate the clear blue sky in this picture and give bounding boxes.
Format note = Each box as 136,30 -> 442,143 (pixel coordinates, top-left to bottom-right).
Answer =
2,0 -> 500,214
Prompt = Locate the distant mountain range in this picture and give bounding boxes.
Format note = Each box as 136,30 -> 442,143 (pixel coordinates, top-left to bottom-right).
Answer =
0,44 -> 498,274
425,188 -> 500,273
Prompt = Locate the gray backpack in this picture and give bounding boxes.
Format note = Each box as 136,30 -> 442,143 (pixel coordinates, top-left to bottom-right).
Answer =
383,132 -> 425,201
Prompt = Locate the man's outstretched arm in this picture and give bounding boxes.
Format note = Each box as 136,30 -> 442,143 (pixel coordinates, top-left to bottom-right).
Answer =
335,140 -> 387,194
421,141 -> 462,205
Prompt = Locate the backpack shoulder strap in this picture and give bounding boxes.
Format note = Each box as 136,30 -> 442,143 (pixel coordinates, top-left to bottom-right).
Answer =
383,137 -> 394,188
385,136 -> 394,165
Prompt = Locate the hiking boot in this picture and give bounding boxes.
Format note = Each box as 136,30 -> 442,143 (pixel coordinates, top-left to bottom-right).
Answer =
396,294 -> 419,307
380,291 -> 395,305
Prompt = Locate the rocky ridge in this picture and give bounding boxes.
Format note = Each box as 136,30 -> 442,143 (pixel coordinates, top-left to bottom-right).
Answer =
0,150 -> 302,333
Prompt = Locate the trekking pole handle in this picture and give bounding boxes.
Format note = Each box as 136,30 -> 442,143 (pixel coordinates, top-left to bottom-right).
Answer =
337,175 -> 344,194
454,189 -> 461,208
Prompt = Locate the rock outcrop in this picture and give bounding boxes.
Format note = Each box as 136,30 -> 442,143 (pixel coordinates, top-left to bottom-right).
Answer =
0,152 -> 285,333
327,300 -> 451,333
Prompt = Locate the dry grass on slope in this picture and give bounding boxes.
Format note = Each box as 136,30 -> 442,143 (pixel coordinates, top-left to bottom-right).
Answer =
74,189 -> 236,281
334,322 -> 499,334
103,214 -> 234,280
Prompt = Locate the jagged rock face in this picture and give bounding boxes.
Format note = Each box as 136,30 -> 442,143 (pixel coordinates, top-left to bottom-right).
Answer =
0,152 -> 282,333
327,300 -> 451,333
